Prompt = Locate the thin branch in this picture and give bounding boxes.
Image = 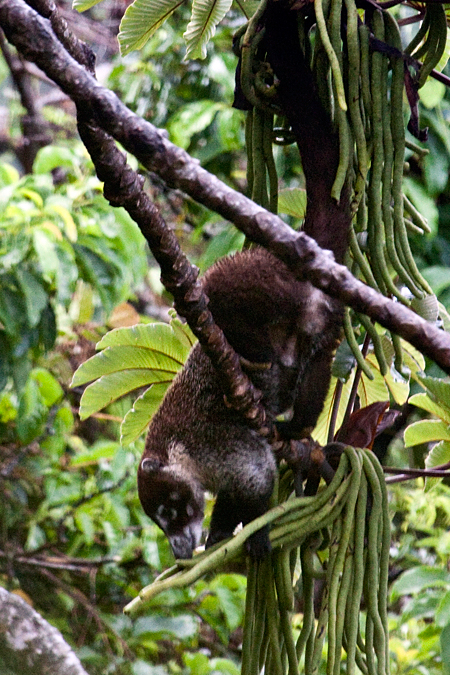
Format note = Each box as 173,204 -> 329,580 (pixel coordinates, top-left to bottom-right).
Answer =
384,460 -> 450,483
1,0 -> 450,375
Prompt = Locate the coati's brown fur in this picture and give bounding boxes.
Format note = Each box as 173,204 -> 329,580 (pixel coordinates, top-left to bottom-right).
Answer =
138,249 -> 343,559
138,0 -> 351,560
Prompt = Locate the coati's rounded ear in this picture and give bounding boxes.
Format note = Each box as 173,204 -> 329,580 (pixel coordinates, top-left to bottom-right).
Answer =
140,457 -> 163,474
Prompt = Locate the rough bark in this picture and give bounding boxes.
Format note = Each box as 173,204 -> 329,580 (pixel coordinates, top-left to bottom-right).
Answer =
0,586 -> 90,675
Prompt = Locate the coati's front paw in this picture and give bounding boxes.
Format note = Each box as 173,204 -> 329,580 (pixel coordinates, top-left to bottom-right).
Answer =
245,525 -> 271,560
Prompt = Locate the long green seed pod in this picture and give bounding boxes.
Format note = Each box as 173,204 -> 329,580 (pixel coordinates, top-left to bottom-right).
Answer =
344,0 -> 368,211
344,308 -> 374,379
418,3 -> 447,87
262,111 -> 278,213
356,313 -> 389,376
314,0 -> 347,111
385,12 -> 432,296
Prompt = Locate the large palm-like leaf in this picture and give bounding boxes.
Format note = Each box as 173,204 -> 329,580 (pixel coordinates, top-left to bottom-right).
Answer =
118,0 -> 186,55
183,0 -> 233,59
71,319 -> 195,443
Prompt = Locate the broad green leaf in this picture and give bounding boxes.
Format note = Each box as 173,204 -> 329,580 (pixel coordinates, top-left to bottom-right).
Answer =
401,339 -> 426,376
79,369 -> 173,419
74,509 -> 95,545
118,0 -> 185,55
17,378 -> 48,444
437,591 -> 450,628
33,146 -> 79,174
358,356 -> 389,407
18,188 -> 44,208
409,392 -> 450,424
167,100 -> 223,149
15,268 -> 48,328
31,368 -> 64,407
70,440 -> 120,467
170,317 -> 196,350
418,375 -> 450,413
390,565 -> 450,600
46,203 -> 78,242
420,79 -> 446,109
0,162 -> 20,186
384,367 -> 410,406
331,339 -> 356,381
97,321 -> 192,363
121,383 -> 170,444
313,375 -> 354,445
277,188 -> 307,219
184,0 -> 233,60
72,346 -> 180,387
441,623 -> 450,674
134,614 -> 199,639
424,440 -> 450,491
404,419 -> 450,447
422,265 -> 450,296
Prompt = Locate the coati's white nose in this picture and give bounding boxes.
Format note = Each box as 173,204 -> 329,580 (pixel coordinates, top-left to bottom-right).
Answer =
168,518 -> 203,559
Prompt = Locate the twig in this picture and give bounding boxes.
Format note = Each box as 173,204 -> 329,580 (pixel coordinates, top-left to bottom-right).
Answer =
384,460 -> 450,483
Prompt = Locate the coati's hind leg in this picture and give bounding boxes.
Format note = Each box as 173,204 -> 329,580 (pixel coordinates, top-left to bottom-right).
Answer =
206,490 -> 272,560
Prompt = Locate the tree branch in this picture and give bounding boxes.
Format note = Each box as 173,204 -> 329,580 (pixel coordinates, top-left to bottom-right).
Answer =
0,586 -> 90,675
1,0 -> 450,375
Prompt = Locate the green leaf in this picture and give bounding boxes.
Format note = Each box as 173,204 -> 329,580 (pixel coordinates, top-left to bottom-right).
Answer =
0,162 -> 20,186
118,0 -> 185,55
390,565 -> 450,600
121,383 -> 170,444
133,613 -> 199,639
313,375 -> 354,446
74,509 -> 95,545
167,100 -> 223,149
72,345 -> 180,387
73,0 -> 104,10
31,368 -> 64,407
436,591 -> 450,628
16,378 -> 48,444
422,266 -> 450,297
441,623 -> 450,675
15,268 -> 48,328
277,188 -> 307,219
418,376 -> 450,414
409,392 -> 450,424
358,356 -> 389,407
70,441 -> 120,467
424,440 -> 450,491
33,146 -> 79,174
97,321 -> 192,363
79,369 -> 173,419
404,419 -> 450,447
401,339 -> 426,376
184,0 -> 233,60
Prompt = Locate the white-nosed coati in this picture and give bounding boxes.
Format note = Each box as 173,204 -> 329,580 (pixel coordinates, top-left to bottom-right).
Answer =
138,1 -> 351,560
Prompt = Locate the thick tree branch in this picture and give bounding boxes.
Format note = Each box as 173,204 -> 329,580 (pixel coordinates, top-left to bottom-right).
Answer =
0,587 -> 90,675
1,0 -> 450,374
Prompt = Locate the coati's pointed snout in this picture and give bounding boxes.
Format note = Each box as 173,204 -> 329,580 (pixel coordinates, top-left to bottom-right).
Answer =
168,518 -> 203,559
137,456 -> 205,558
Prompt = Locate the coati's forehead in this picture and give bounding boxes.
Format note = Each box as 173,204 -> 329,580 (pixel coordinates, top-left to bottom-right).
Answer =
167,440 -> 189,464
